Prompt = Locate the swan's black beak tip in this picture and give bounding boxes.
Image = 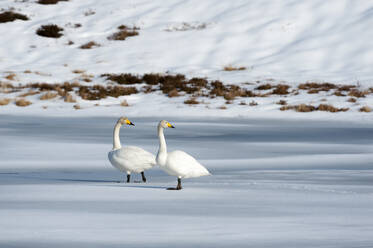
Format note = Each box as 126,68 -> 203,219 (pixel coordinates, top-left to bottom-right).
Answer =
170,125 -> 175,128
130,122 -> 135,126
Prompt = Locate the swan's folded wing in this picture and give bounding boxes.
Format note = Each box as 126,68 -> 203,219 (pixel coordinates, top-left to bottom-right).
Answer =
116,146 -> 156,167
167,150 -> 211,178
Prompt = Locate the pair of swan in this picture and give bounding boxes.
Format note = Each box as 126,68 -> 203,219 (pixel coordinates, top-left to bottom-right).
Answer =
108,117 -> 210,190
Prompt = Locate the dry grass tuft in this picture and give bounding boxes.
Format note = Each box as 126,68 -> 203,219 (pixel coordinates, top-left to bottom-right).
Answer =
168,89 -> 180,97
108,25 -> 139,41
184,97 -> 199,105
219,105 -> 227,110
318,104 -> 349,112
256,84 -> 272,90
0,11 -> 29,23
73,104 -> 81,110
298,82 -> 337,92
40,91 -> 58,100
239,101 -> 246,105
38,0 -> 68,4
334,91 -> 346,96
72,69 -> 85,74
347,97 -> 357,103
276,100 -> 287,105
19,90 -> 39,97
24,70 -> 32,74
5,73 -> 16,81
272,84 -> 290,95
15,98 -> 32,107
80,41 -> 100,49
120,100 -> 129,107
36,24 -> 64,38
223,65 -> 246,71
78,85 -> 138,100
348,89 -> 368,98
281,103 -> 348,112
64,93 -> 76,103
359,106 -> 372,112
102,73 -> 142,85
0,98 -> 11,106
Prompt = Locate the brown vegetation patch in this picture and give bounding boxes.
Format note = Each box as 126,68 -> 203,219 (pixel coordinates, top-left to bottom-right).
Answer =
108,25 -> 139,41
73,104 -> 81,109
334,91 -> 346,97
281,104 -> 348,112
256,84 -> 272,90
102,73 -> 142,85
15,98 -> 32,107
348,89 -> 368,98
120,100 -> 129,107
0,98 -> 11,106
38,0 -> 68,4
36,24 -> 64,38
359,106 -> 372,112
40,91 -> 58,100
347,98 -> 357,103
223,65 -> 246,71
78,85 -> 138,100
272,84 -> 290,95
80,41 -> 100,49
317,104 -> 349,112
0,11 -> 29,23
184,97 -> 199,105
64,93 -> 76,103
276,100 -> 287,105
298,82 -> 337,91
5,73 -> 16,81
168,89 -> 180,97
19,90 -> 39,97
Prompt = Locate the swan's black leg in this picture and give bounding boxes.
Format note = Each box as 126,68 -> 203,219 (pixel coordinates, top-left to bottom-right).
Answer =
141,172 -> 147,182
167,178 -> 182,190
176,178 -> 182,190
126,174 -> 130,183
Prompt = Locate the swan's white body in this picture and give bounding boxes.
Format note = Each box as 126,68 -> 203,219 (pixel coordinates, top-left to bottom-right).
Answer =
156,121 -> 210,179
108,119 -> 156,175
108,146 -> 155,174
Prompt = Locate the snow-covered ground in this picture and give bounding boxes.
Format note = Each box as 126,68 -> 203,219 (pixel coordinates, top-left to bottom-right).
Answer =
1,1 -> 373,246
1,0 -> 373,117
1,115 -> 373,247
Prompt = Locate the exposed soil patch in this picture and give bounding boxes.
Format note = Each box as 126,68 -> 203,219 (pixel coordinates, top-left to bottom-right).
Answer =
0,11 -> 29,23
38,0 -> 68,4
107,25 -> 139,41
36,24 -> 64,38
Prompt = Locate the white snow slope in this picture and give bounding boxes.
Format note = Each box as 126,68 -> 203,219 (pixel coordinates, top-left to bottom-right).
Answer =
0,0 -> 373,118
0,116 -> 373,248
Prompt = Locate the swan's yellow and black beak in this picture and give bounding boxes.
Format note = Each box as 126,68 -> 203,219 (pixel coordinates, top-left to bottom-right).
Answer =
126,119 -> 135,126
167,122 -> 175,128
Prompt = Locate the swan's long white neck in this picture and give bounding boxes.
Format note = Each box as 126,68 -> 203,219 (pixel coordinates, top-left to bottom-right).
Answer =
156,124 -> 167,165
113,122 -> 122,150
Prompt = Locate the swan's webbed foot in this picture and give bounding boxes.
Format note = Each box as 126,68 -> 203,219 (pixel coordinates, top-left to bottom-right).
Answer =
167,178 -> 182,190
126,174 -> 131,183
141,172 -> 147,183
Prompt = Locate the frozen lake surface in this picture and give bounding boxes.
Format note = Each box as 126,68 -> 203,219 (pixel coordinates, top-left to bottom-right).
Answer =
1,115 -> 373,248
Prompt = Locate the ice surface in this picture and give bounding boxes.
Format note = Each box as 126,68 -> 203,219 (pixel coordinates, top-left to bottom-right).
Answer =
1,115 -> 373,248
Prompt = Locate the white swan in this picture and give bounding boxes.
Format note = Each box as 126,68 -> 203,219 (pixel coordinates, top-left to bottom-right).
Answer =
156,120 -> 211,190
108,117 -> 156,183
